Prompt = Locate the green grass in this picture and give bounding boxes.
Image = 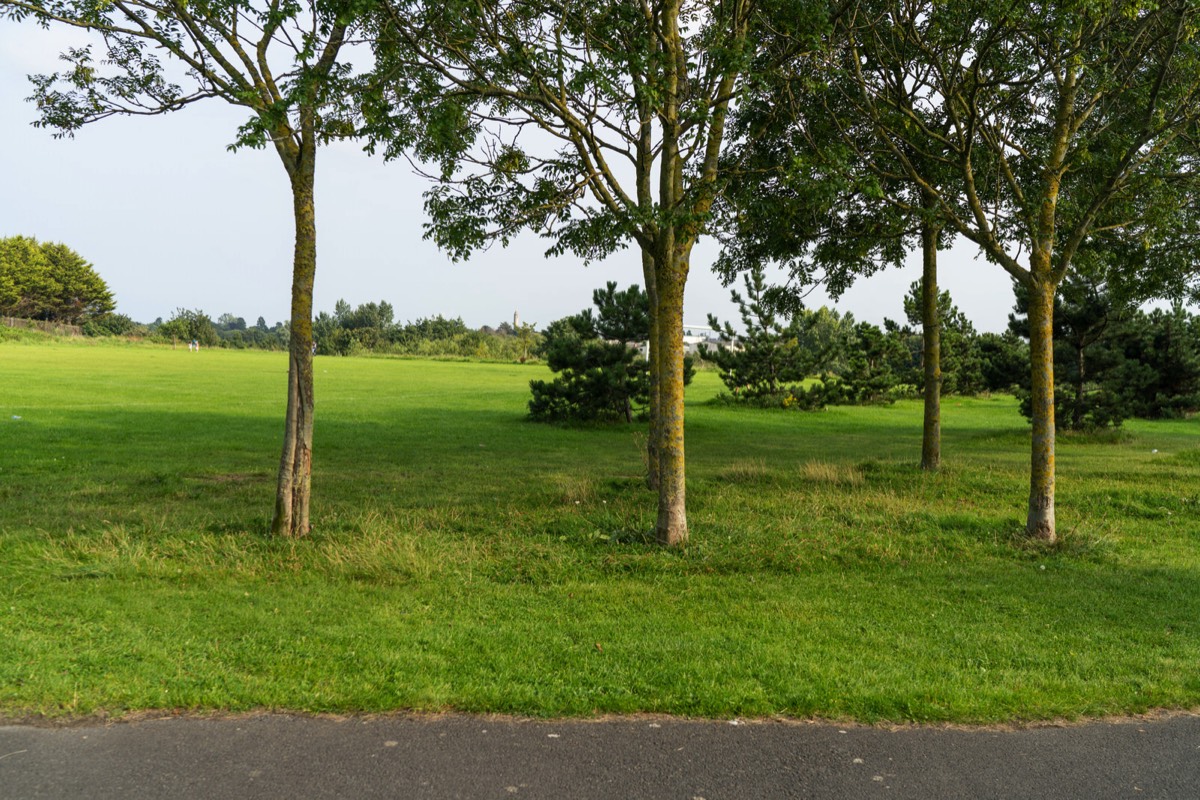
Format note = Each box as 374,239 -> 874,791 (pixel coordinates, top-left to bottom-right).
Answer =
2,337 -> 1199,722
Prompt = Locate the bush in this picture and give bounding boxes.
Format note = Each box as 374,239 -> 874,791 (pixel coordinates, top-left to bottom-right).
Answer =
1018,384 -> 1128,432
530,283 -> 692,423
82,313 -> 143,337
530,314 -> 650,423
976,331 -> 1029,393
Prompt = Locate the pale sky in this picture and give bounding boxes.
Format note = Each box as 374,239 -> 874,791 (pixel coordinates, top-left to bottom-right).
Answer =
0,22 -> 1017,333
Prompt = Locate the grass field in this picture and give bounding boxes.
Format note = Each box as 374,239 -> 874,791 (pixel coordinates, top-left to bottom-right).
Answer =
2,336 -> 1199,722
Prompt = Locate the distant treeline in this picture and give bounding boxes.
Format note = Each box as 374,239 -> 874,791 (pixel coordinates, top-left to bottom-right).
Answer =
313,300 -> 541,361
74,301 -> 543,362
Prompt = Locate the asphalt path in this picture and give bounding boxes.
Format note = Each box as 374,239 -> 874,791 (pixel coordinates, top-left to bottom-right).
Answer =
2,713 -> 1199,799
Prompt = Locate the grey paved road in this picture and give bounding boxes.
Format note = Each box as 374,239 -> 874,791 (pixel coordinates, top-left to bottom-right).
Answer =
2,713 -> 1198,799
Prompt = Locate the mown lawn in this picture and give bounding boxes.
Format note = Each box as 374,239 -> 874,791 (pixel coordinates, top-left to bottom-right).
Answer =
2,337 -> 1199,722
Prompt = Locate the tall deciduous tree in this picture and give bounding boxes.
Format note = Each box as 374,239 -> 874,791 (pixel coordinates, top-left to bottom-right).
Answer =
717,2 -> 959,471
833,0 -> 1200,541
4,0 -> 363,536
366,0 -> 820,544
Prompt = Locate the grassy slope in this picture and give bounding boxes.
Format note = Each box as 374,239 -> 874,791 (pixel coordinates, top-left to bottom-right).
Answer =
2,339 -> 1198,722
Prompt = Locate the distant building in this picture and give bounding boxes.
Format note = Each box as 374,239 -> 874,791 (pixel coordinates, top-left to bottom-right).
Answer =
639,324 -> 727,359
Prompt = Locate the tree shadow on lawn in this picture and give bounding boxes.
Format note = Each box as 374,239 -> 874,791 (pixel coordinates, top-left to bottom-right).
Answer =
3,405 -> 652,534
10,403 -> 1197,567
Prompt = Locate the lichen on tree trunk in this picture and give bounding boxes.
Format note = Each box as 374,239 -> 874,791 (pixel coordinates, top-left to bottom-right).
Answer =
1026,277 -> 1057,542
653,244 -> 688,546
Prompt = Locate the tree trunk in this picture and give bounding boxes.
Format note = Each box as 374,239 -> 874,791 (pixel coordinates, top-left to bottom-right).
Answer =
653,243 -> 688,546
919,217 -> 942,471
1074,345 -> 1085,430
1026,277 -> 1057,542
271,158 -> 318,538
641,247 -> 660,490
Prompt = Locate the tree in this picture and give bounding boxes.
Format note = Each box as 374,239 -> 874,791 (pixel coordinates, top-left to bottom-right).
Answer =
832,0 -> 1200,540
1113,307 -> 1200,419
901,281 -> 983,397
160,308 -> 220,347
0,235 -> 57,319
529,319 -> 651,424
393,315 -> 469,345
516,321 -> 537,363
313,298 -> 397,354
840,319 -> 913,404
977,331 -> 1030,394
531,283 -> 692,423
703,265 -> 821,400
1009,289 -> 1200,427
216,313 -> 247,332
4,0 -> 364,536
366,0 -> 814,544
0,235 -> 114,323
39,240 -> 115,322
592,282 -> 651,344
717,0 -> 967,470
794,305 -> 859,376
1009,275 -> 1132,431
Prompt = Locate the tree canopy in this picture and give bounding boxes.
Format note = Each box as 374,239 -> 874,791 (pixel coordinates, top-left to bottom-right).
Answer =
0,235 -> 114,323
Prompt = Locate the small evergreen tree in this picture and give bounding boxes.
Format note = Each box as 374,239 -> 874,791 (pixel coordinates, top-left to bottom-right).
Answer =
592,282 -> 650,343
1009,275 -> 1132,430
1109,307 -> 1200,419
704,266 -> 918,408
902,282 -> 984,396
976,332 -> 1029,393
702,266 -> 818,402
529,320 -> 650,423
530,284 -> 690,423
838,321 -> 914,405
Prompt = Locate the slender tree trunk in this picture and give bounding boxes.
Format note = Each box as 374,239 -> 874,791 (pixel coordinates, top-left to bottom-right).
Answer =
1074,346 -> 1085,429
919,217 -> 942,471
271,153 -> 318,538
1026,276 -> 1057,542
641,247 -> 660,490
653,242 -> 688,546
